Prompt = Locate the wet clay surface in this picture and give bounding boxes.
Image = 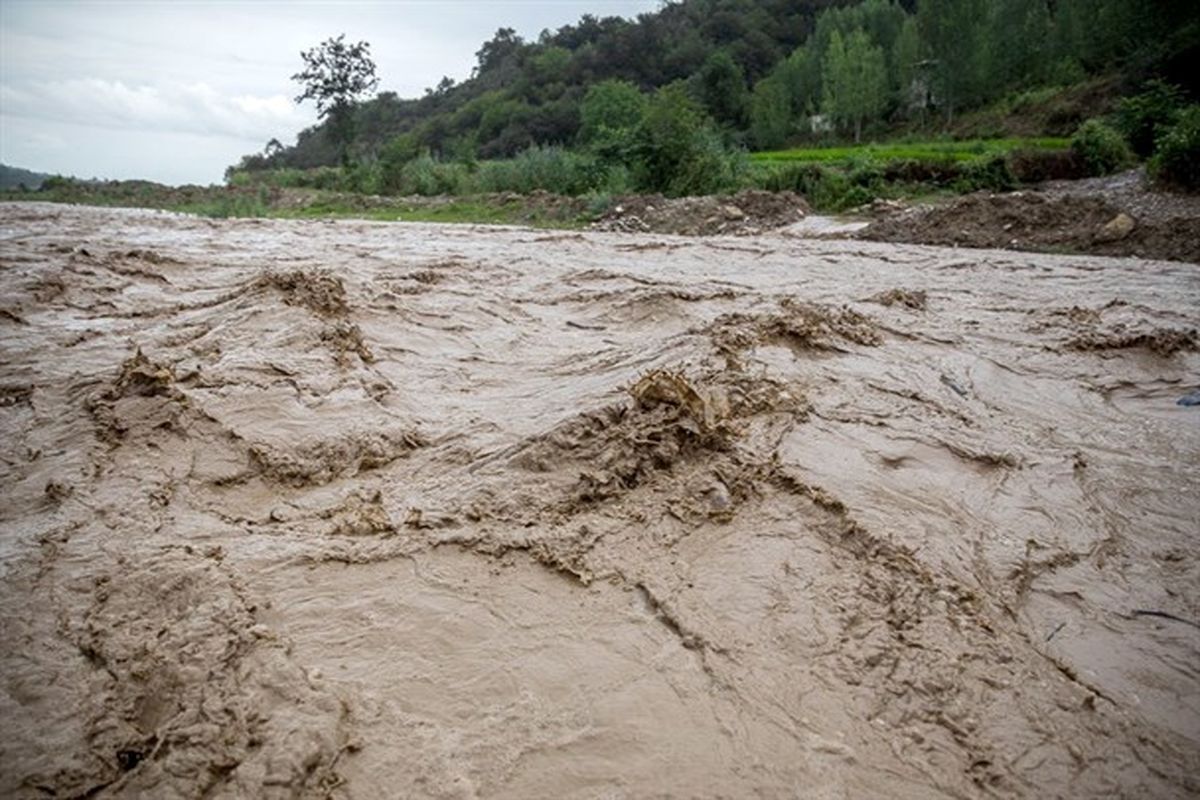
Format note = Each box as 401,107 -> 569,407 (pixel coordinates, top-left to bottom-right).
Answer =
1,202 -> 1198,798
860,186 -> 1200,263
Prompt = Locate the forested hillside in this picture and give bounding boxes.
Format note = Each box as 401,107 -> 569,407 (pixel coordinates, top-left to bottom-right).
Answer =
0,164 -> 51,191
235,0 -> 1198,175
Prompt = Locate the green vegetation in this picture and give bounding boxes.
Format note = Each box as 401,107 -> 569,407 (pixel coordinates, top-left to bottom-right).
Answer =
1,176 -> 595,228
0,164 -> 52,191
821,29 -> 887,143
292,35 -> 379,165
752,137 -> 1069,164
1116,80 -> 1186,158
1070,119 -> 1133,177
12,0 -> 1200,216
230,0 -> 1199,194
1151,106 -> 1200,190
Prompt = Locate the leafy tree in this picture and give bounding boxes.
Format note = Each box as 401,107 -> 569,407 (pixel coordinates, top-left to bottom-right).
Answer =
695,50 -> 749,127
1150,105 -> 1200,190
632,83 -> 738,196
579,79 -> 646,161
1116,80 -> 1185,158
917,0 -> 985,123
292,35 -> 379,165
822,30 -> 887,142
892,16 -> 923,117
474,28 -> 524,77
983,0 -> 1051,92
749,76 -> 792,149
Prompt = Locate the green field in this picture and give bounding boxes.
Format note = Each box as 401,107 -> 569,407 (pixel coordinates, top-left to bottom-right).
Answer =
751,137 -> 1070,165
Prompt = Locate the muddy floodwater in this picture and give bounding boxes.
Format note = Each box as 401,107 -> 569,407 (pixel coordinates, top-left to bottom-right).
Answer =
1,202 -> 1197,798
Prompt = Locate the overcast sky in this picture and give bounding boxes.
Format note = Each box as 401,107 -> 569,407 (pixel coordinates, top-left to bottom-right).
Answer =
0,0 -> 660,185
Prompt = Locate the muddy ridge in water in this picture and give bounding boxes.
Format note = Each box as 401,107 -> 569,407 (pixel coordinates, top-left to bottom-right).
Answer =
1,202 -> 1197,798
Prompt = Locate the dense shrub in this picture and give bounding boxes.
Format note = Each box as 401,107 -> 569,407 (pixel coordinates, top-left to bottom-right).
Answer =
1116,81 -> 1185,158
753,163 -> 865,211
475,146 -> 608,195
957,154 -> 1016,192
1150,106 -> 1200,191
630,84 -> 741,196
1071,119 -> 1133,176
380,153 -> 469,196
226,167 -> 345,191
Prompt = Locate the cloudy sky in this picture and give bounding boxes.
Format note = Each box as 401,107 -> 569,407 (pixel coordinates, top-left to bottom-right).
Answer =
0,0 -> 660,185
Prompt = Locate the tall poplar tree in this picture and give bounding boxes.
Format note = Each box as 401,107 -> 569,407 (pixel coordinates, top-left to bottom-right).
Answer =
822,30 -> 888,142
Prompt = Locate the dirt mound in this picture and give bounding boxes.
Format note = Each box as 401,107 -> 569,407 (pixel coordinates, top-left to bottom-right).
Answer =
593,190 -> 809,236
861,188 -> 1200,262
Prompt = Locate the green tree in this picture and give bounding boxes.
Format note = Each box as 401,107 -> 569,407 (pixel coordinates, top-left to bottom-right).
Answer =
695,50 -> 749,128
984,0 -> 1051,92
579,79 -> 646,162
892,16 -> 923,118
632,83 -> 738,196
1116,80 -> 1185,158
749,76 -> 792,149
918,0 -> 985,123
292,35 -> 379,165
822,30 -> 888,142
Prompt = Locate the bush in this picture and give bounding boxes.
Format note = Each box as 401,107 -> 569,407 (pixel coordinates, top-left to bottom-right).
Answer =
630,84 -> 741,196
380,153 -> 469,196
475,146 -> 606,196
226,167 -> 345,191
1071,120 -> 1133,177
753,163 -> 862,212
1150,106 -> 1200,190
1116,80 -> 1185,158
956,154 -> 1016,192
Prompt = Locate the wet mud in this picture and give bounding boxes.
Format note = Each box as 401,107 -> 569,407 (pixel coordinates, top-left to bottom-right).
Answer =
861,189 -> 1200,263
1,202 -> 1198,798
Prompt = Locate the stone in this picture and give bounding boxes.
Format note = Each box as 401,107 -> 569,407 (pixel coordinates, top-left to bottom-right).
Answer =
1097,212 -> 1136,241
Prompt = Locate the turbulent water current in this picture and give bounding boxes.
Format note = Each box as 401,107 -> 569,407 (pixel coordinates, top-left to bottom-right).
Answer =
1,202 -> 1197,798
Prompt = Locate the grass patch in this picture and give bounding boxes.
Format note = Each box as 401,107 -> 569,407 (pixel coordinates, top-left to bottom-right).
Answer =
751,137 -> 1069,165
1,178 -> 592,229
277,197 -> 586,228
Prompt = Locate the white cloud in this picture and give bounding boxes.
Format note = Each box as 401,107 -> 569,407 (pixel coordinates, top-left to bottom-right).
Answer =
0,0 -> 661,184
0,78 -> 313,143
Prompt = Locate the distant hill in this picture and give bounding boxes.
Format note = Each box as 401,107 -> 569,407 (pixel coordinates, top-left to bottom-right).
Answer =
1,164 -> 52,190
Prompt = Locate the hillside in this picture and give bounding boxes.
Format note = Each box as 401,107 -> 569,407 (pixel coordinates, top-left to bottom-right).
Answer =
0,164 -> 52,191
234,0 -> 1200,174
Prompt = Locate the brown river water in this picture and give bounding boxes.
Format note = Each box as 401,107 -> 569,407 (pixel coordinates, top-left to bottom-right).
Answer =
1,202 -> 1197,798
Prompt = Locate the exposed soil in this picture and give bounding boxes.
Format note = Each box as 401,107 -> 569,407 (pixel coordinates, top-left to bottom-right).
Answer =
1,202 -> 1198,799
861,170 -> 1200,263
591,189 -> 810,235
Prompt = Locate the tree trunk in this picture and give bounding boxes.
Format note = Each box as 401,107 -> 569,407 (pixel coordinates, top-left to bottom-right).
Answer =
854,118 -> 862,143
